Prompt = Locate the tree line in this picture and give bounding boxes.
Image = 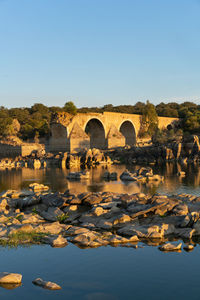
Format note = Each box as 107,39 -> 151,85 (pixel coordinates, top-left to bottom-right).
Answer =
0,100 -> 199,140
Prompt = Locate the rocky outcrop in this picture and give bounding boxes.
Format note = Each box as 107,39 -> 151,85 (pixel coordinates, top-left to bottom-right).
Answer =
0,187 -> 200,251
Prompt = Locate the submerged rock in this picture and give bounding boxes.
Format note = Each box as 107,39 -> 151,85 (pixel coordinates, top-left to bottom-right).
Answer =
32,278 -> 61,290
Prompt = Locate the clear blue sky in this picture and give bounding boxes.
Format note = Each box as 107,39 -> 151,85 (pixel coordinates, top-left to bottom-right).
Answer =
1,0 -> 200,108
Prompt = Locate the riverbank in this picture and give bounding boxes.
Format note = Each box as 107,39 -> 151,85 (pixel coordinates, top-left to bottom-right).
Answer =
0,134 -> 199,170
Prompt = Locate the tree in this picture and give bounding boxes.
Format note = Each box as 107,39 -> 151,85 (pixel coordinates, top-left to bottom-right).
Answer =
63,101 -> 77,115
140,100 -> 158,137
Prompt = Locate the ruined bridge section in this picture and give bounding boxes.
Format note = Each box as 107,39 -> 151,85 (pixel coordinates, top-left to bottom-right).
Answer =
49,112 -> 178,153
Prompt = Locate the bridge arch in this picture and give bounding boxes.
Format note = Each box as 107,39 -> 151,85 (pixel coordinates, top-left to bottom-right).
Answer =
84,118 -> 106,149
119,120 -> 136,146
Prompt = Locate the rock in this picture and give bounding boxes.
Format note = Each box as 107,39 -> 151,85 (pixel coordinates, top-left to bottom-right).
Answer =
49,235 -> 68,248
175,228 -> 195,239
68,205 -> 78,211
21,214 -> 44,224
83,194 -> 102,205
147,174 -> 164,182
65,226 -> 90,236
14,195 -> 40,209
113,214 -> 131,225
96,219 -> 113,230
172,204 -> 188,216
29,183 -> 49,192
9,224 -> 34,235
117,225 -> 138,237
183,244 -> 194,251
0,273 -> 22,284
108,234 -> 129,244
137,167 -> 153,176
78,192 -> 92,202
0,198 -> 9,210
32,278 -> 61,290
179,215 -> 191,228
92,206 -> 106,216
120,170 -> 138,181
36,222 -> 64,235
130,201 -> 168,219
40,207 -> 63,222
71,230 -> 107,247
67,171 -> 90,180
40,193 -> 64,207
159,242 -> 182,251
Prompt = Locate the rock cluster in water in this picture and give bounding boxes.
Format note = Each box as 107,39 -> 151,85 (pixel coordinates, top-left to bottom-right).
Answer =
0,134 -> 200,171
0,148 -> 112,170
108,135 -> 200,165
0,181 -> 200,252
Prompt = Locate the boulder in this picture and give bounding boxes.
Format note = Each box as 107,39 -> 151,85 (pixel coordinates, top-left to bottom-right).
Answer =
40,207 -> 63,222
172,204 -> 188,216
47,235 -> 68,248
36,222 -> 64,235
83,194 -> 103,205
159,242 -> 182,251
92,206 -> 106,216
0,273 -> 22,284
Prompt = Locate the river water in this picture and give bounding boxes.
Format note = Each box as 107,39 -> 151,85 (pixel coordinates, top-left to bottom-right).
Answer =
0,163 -> 200,196
0,163 -> 200,299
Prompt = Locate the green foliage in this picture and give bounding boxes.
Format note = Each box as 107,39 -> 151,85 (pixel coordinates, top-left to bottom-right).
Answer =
56,213 -> 69,223
63,101 -> 77,115
32,208 -> 39,215
15,214 -> 23,222
139,101 -> 158,137
0,107 -> 14,136
152,128 -> 183,144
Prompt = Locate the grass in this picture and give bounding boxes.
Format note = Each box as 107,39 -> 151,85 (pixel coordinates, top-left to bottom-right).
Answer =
32,208 -> 39,215
0,231 -> 47,248
15,214 -> 23,222
56,213 -> 69,223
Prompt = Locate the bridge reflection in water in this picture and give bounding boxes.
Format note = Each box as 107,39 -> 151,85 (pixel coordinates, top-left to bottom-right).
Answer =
0,163 -> 200,196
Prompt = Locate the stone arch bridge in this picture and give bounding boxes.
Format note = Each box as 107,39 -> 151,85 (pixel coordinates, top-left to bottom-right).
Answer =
49,112 -> 178,153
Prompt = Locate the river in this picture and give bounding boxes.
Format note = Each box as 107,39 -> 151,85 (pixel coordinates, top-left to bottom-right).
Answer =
0,163 -> 200,299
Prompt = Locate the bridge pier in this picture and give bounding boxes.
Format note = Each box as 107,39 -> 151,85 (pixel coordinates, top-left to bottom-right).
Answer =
107,125 -> 125,149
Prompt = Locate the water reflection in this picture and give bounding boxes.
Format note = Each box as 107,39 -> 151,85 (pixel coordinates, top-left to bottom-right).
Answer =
0,283 -> 21,290
0,163 -> 200,195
